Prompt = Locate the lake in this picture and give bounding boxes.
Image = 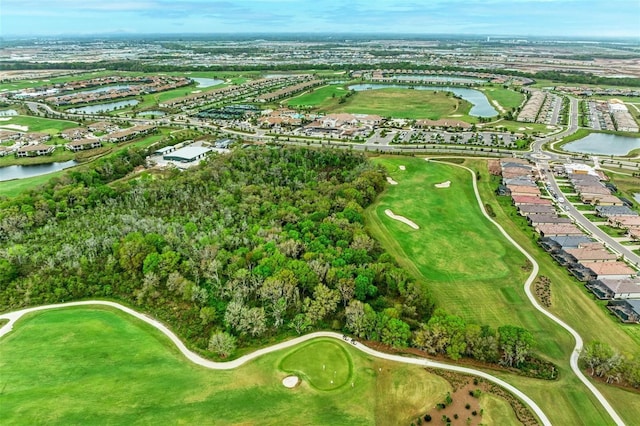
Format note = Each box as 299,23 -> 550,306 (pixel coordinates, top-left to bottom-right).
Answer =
562,133 -> 640,156
192,78 -> 223,88
0,160 -> 78,181
0,109 -> 18,116
68,99 -> 139,114
348,84 -> 498,117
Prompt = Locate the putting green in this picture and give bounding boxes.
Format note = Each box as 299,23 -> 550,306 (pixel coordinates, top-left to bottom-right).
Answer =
279,340 -> 353,390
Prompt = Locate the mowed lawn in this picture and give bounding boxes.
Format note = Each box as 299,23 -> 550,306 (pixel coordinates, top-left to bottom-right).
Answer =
365,157 -> 624,425
481,87 -> 525,110
287,85 -> 348,108
367,157 -> 534,325
0,307 -> 457,425
328,89 -> 472,120
0,115 -> 79,134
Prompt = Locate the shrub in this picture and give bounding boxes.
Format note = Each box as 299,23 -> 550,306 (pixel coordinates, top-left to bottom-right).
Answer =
424,414 -> 432,422
465,403 -> 470,410
472,411 -> 478,416
453,414 -> 459,420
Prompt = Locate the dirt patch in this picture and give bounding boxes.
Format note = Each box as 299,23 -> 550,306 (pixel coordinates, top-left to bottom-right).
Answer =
384,209 -> 419,229
387,176 -> 398,185
421,383 -> 484,426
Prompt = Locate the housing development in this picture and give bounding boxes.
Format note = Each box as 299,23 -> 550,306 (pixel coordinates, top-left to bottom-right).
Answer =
0,28 -> 639,426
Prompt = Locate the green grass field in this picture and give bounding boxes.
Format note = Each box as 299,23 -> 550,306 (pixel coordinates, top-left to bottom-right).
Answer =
0,115 -> 79,134
0,306 -> 463,425
326,89 -> 473,120
479,393 -> 521,425
481,87 -> 525,110
365,156 -> 636,425
286,85 -> 349,108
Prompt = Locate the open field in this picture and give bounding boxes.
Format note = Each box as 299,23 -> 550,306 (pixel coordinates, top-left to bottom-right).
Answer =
365,156 -> 636,425
0,306 -> 467,425
0,115 -> 78,134
481,87 -> 526,110
325,89 -> 473,120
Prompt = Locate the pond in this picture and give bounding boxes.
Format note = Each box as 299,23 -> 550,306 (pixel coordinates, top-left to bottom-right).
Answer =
393,75 -> 486,84
347,84 -> 498,117
0,160 -> 78,181
634,194 -> 640,204
192,78 -> 223,88
0,109 -> 18,116
68,99 -> 139,114
562,133 -> 640,156
138,110 -> 166,117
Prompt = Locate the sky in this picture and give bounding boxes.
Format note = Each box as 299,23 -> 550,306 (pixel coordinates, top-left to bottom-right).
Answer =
2,0 -> 639,38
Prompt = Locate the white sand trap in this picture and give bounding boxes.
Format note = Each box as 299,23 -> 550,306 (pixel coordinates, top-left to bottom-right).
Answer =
191,90 -> 202,93
386,176 -> 398,185
385,209 -> 419,230
0,117 -> 12,121
435,181 -> 451,188
399,165 -> 406,171
449,114 -> 463,117
0,124 -> 28,131
282,376 -> 299,388
518,127 -> 526,131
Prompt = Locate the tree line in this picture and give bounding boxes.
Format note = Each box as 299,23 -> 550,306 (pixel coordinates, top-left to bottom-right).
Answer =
1,147 -> 548,376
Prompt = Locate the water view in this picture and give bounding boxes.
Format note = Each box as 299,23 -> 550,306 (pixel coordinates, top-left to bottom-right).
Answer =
0,109 -> 18,116
0,160 -> 78,181
562,133 -> 640,156
348,84 -> 498,117
68,99 -> 139,114
192,78 -> 223,88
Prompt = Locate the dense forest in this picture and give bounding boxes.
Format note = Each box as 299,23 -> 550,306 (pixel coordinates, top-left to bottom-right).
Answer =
0,147 -> 544,374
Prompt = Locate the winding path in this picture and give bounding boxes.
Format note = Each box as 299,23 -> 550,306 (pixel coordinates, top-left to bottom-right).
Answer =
0,300 -> 551,425
428,159 -> 625,426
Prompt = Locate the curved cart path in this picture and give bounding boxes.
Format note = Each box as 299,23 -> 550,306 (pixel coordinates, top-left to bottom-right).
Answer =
1,300 -> 551,426
428,159 -> 625,426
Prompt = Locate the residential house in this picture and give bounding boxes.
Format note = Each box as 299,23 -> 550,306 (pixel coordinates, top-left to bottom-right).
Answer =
536,223 -> 584,237
581,261 -> 637,280
66,139 -> 102,152
587,277 -> 640,300
16,144 -> 55,157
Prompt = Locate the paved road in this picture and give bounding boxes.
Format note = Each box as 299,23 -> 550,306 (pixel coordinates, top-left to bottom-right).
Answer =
0,300 -> 551,426
430,160 -> 626,426
545,170 -> 640,267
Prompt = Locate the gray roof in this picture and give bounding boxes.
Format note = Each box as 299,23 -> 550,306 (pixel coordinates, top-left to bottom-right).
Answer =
163,146 -> 212,162
598,278 -> 640,295
504,177 -> 537,187
595,206 -> 638,216
626,299 -> 640,315
155,146 -> 175,154
548,235 -> 594,248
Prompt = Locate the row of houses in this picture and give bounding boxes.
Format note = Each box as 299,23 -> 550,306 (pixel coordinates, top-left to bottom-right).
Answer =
160,75 -> 313,109
494,158 -> 640,323
255,79 -> 323,103
354,69 -> 534,85
41,76 -> 191,106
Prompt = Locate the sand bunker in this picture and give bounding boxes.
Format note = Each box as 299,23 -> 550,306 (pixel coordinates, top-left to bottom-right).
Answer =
435,181 -> 451,188
386,176 -> 398,185
282,376 -> 300,388
0,117 -> 12,121
384,209 -> 419,230
0,124 -> 28,131
399,165 -> 406,171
